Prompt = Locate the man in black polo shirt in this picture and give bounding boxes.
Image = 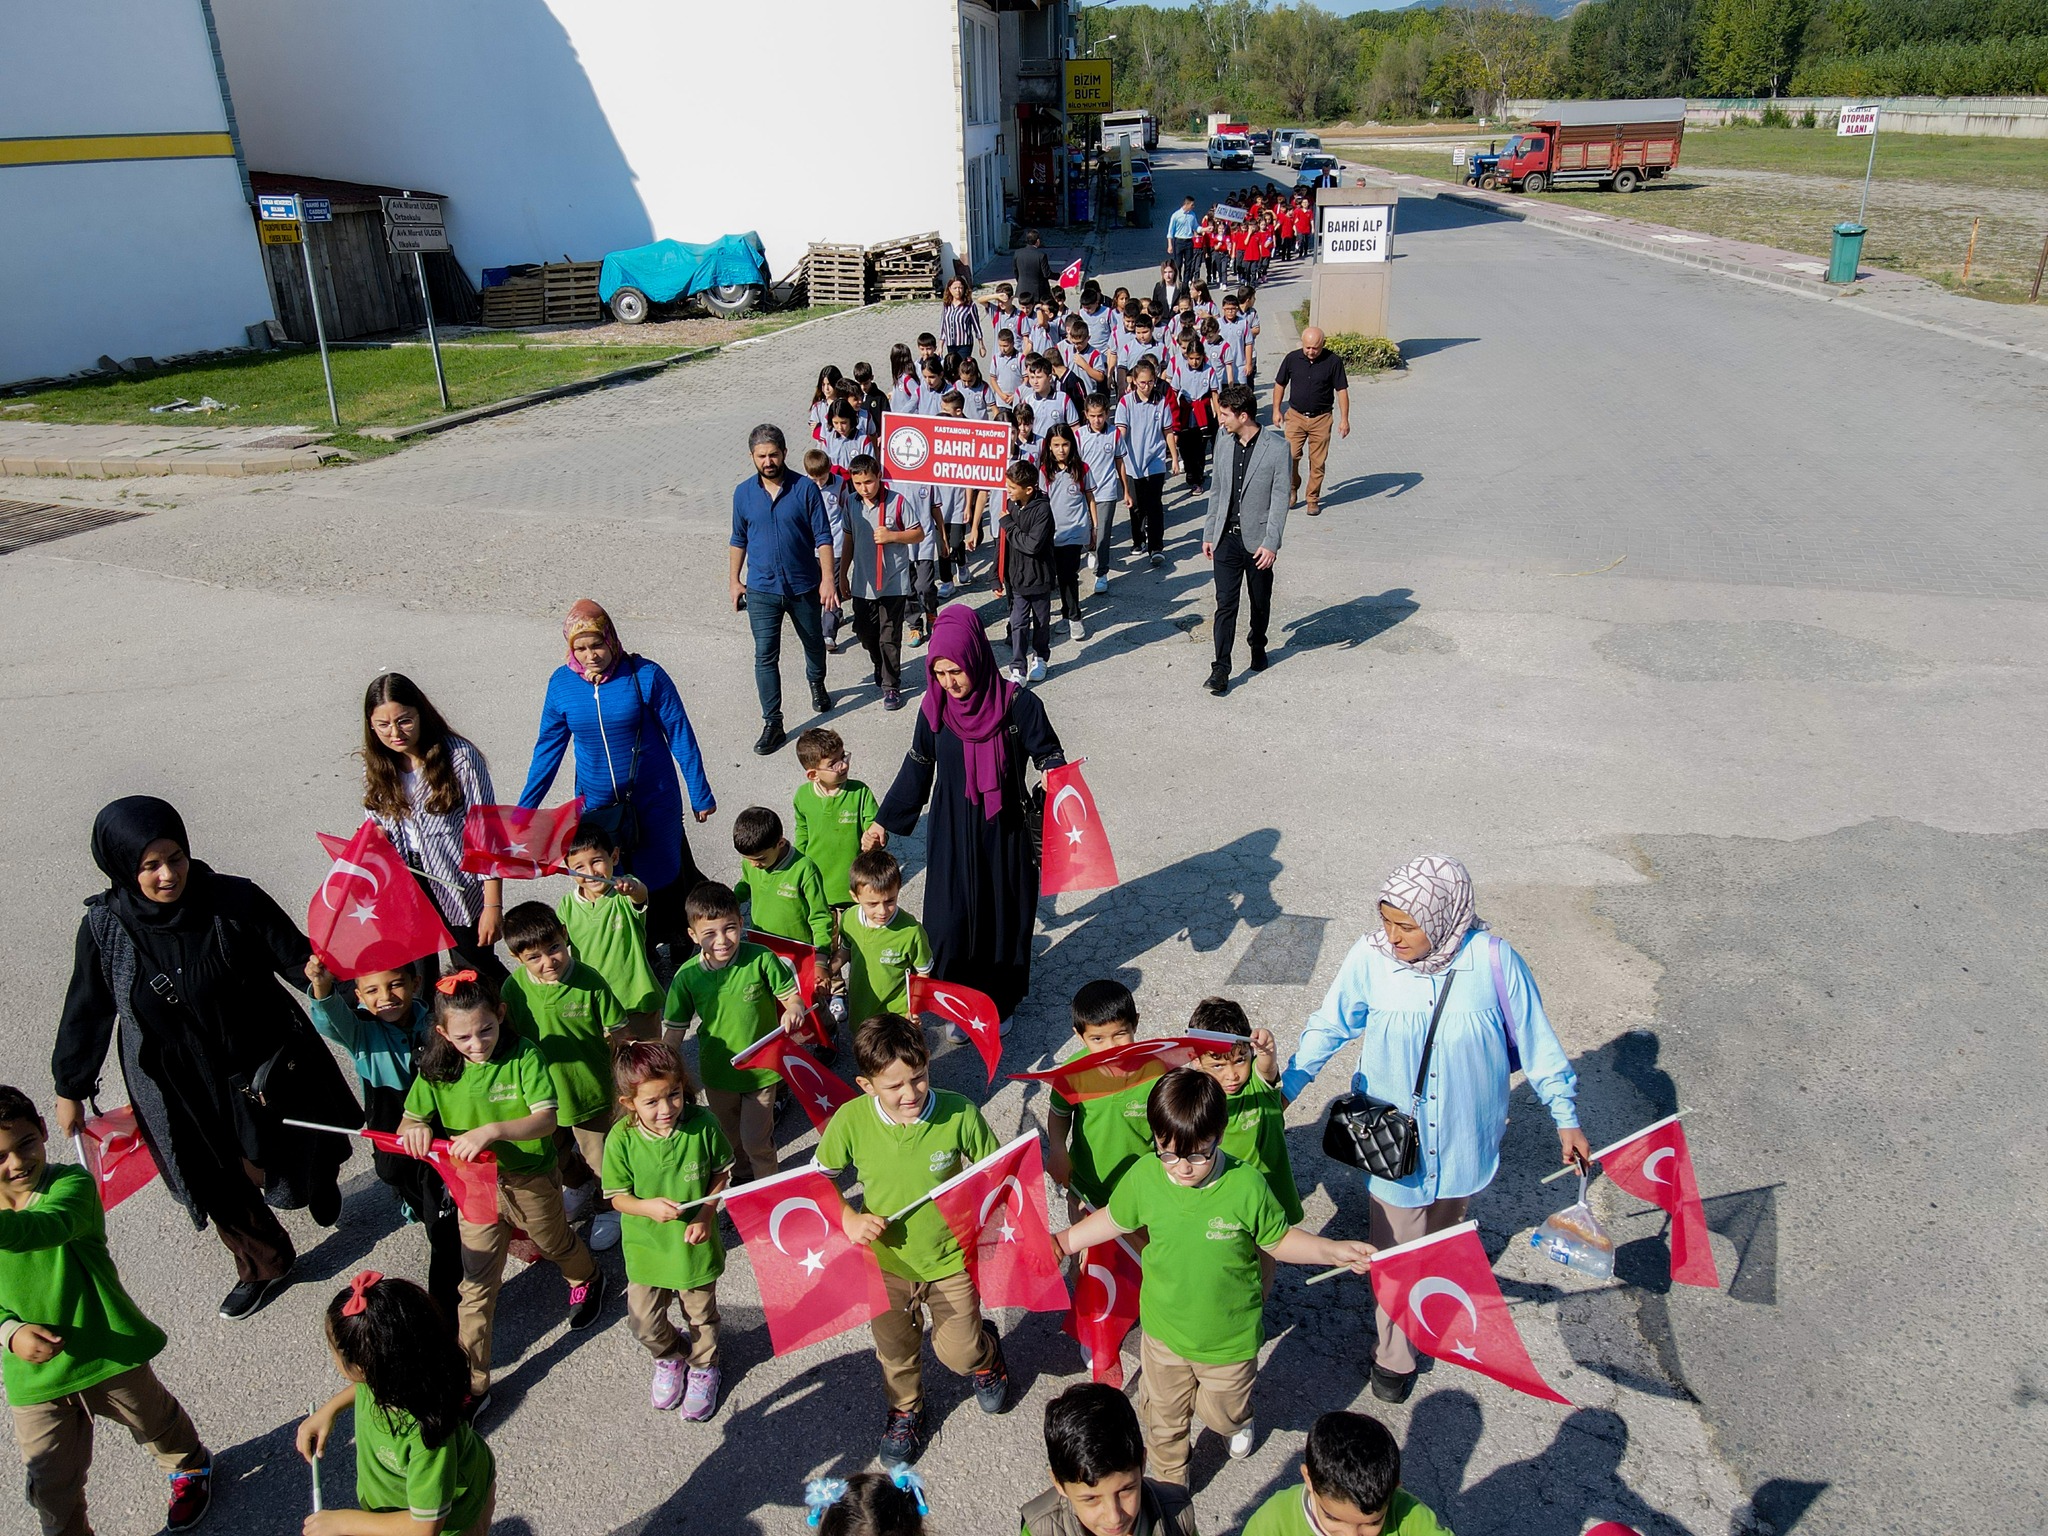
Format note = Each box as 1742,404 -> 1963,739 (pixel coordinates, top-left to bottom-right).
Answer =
1270,326 -> 1351,516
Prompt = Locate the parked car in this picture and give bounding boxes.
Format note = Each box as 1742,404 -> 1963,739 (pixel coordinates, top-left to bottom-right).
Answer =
1278,132 -> 1323,168
1249,129 -> 1273,157
1271,129 -> 1300,164
1129,156 -> 1155,204
1207,133 -> 1252,171
1294,152 -> 1340,188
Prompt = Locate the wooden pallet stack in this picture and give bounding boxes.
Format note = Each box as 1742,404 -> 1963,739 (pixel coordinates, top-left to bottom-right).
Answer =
803,243 -> 867,306
543,261 -> 602,324
867,231 -> 942,302
479,270 -> 545,328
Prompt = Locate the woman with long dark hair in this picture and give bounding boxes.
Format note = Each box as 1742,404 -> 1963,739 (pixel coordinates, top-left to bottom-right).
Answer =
361,672 -> 504,980
55,798 -> 364,1320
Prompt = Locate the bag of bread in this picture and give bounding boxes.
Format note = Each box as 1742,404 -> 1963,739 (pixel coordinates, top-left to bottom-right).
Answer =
1530,1172 -> 1615,1279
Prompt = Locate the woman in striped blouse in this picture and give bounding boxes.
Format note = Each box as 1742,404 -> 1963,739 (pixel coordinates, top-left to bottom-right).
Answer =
361,672 -> 504,980
939,276 -> 982,364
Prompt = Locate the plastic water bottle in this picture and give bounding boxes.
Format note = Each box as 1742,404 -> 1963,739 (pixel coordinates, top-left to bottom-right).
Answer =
1530,1225 -> 1615,1280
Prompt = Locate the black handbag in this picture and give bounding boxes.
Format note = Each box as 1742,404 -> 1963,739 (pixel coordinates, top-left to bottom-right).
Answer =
1321,970 -> 1456,1180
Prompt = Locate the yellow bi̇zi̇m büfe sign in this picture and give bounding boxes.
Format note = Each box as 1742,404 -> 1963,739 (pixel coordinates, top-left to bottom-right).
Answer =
1064,59 -> 1113,115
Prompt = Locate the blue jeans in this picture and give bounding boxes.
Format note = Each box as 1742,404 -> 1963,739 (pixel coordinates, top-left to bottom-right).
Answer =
746,588 -> 828,724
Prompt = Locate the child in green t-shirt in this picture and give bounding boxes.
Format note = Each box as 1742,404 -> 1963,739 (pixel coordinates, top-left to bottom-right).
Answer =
401,972 -> 605,1403
299,1271 -> 497,1536
843,850 -> 933,1028
1186,996 -> 1302,1298
1045,980 -> 1155,1224
558,823 -> 663,1032
1240,1410 -> 1452,1536
601,1041 -> 733,1423
733,806 -> 834,951
1055,1070 -> 1372,1487
816,1013 -> 1008,1470
662,882 -> 803,1187
793,727 -> 885,1028
0,1086 -> 212,1536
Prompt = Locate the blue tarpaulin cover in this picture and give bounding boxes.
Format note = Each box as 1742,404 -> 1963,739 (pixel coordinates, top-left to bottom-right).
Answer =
597,233 -> 769,303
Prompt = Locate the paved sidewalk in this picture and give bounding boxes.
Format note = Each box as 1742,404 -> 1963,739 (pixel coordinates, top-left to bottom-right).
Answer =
0,421 -> 342,477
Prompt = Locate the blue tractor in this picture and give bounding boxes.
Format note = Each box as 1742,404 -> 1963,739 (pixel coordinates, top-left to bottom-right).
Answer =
1463,144 -> 1505,192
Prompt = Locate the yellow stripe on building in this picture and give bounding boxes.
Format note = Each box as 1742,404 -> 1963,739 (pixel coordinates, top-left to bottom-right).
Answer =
0,132 -> 236,168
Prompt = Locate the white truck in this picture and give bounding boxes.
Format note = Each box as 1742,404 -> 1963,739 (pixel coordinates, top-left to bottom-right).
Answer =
1102,109 -> 1158,153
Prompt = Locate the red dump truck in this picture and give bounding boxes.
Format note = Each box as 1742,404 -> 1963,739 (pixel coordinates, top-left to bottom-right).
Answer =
1472,98 -> 1686,195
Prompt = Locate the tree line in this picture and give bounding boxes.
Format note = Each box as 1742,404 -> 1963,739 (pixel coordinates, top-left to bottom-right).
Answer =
1090,0 -> 2048,127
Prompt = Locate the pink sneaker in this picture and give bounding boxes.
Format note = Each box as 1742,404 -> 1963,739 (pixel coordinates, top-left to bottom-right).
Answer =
679,1365 -> 720,1421
650,1357 -> 686,1411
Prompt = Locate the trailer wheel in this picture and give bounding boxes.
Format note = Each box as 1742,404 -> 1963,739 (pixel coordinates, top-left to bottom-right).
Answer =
1613,169 -> 1640,194
699,283 -> 763,318
1522,172 -> 1546,195
610,287 -> 650,325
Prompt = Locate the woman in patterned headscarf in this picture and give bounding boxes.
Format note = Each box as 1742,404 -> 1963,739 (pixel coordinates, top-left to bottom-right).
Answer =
1280,854 -> 1590,1404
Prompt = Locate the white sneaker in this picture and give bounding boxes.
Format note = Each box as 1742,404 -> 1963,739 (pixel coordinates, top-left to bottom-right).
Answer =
1228,1418 -> 1257,1459
1071,617 -> 1087,641
1005,665 -> 1028,685
590,1210 -> 623,1251
561,1182 -> 595,1224
1027,656 -> 1047,682
1093,575 -> 1109,594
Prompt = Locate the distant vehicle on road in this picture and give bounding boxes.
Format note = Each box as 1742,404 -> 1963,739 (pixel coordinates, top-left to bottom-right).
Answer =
1294,152 -> 1340,189
1103,109 -> 1158,153
1471,98 -> 1684,194
1129,157 -> 1155,204
1272,129 -> 1302,162
1278,132 -> 1323,168
1207,132 -> 1252,171
1249,129 -> 1273,156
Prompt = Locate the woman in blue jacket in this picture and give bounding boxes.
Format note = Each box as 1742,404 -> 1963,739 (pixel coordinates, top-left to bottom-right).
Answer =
519,600 -> 717,955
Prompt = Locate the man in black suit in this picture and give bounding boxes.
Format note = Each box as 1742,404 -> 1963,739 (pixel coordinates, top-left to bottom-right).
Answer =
1013,229 -> 1052,305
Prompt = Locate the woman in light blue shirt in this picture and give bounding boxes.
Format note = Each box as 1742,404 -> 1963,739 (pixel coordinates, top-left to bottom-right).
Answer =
1282,854 -> 1591,1401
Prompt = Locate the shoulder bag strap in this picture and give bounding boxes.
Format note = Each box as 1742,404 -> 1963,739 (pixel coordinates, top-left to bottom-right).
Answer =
1488,932 -> 1525,1074
1407,969 -> 1456,1112
617,659 -> 651,806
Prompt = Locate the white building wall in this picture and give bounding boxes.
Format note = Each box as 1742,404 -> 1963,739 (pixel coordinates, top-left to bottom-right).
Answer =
0,0 -> 274,386
212,0 -> 978,284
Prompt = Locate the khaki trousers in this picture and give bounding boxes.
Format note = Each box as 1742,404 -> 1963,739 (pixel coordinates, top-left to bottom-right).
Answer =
871,1267 -> 997,1410
566,1103 -> 617,1190
1137,1331 -> 1255,1487
12,1364 -> 205,1536
1283,409 -> 1334,508
627,1282 -> 721,1367
705,1084 -> 779,1184
457,1166 -> 597,1394
1368,1195 -> 1471,1373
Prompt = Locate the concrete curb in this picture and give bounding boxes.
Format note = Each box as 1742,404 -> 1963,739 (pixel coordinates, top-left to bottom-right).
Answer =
1,448 -> 334,479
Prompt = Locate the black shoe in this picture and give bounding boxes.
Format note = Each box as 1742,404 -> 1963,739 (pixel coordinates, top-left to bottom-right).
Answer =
568,1267 -> 607,1329
883,688 -> 905,711
1205,667 -> 1230,696
753,719 -> 786,756
219,1268 -> 292,1321
1249,646 -> 1269,672
1369,1362 -> 1417,1404
309,1181 -> 342,1228
165,1465 -> 212,1531
878,1403 -> 927,1468
971,1321 -> 1011,1414
811,681 -> 832,714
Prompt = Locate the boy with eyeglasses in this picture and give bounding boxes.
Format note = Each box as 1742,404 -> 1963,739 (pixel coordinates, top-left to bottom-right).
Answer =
1054,1069 -> 1372,1486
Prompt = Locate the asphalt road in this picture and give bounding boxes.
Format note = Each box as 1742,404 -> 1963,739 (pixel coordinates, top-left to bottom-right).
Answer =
0,145 -> 2040,1536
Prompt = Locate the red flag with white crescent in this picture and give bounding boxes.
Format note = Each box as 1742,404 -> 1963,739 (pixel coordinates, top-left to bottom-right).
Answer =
907,974 -> 1003,1083
359,1128 -> 501,1227
77,1104 -> 159,1211
460,798 -> 584,879
1010,1031 -> 1243,1103
724,1166 -> 891,1356
1058,256 -> 1085,289
1040,760 -> 1118,895
1596,1115 -> 1718,1289
1368,1222 -> 1569,1404
930,1133 -> 1069,1314
729,1029 -> 858,1133
1061,1217 -> 1143,1386
309,822 -> 455,980
741,931 -> 832,1051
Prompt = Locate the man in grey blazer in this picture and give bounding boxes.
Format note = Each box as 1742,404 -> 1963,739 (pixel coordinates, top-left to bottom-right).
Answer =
1201,382 -> 1290,695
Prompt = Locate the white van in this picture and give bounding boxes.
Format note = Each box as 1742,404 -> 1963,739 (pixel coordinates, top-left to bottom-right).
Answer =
1207,133 -> 1251,170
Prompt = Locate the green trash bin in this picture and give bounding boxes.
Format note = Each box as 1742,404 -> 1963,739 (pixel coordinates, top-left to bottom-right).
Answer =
1828,222 -> 1866,285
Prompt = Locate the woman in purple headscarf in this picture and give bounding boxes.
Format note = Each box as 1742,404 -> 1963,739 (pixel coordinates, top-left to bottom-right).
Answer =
869,607 -> 1065,1028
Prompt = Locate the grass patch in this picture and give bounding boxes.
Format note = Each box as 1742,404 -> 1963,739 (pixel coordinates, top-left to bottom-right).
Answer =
1683,126 -> 2048,193
455,304 -> 848,347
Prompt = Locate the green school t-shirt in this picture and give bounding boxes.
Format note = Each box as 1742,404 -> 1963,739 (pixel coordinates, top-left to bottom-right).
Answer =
402,1035 -> 557,1174
1106,1153 -> 1290,1364
599,1110 -> 732,1292
793,779 -> 880,905
557,888 -> 662,1015
664,944 -> 796,1094
736,845 -> 834,949
351,1384 -> 496,1529
1222,1074 -> 1304,1223
816,1091 -> 999,1281
1054,1075 -> 1155,1210
843,909 -> 932,1024
1241,1486 -> 1451,1536
501,961 -> 625,1126
0,1166 -> 167,1406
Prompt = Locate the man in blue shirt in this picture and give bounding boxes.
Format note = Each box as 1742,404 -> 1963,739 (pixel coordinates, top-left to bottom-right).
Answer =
1166,196 -> 1199,283
730,422 -> 840,755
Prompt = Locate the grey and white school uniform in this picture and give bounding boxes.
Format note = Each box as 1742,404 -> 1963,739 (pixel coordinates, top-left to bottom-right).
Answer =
955,381 -> 992,420
990,353 -> 1024,418
1044,468 -> 1094,629
1076,424 -> 1125,579
1115,390 -> 1175,558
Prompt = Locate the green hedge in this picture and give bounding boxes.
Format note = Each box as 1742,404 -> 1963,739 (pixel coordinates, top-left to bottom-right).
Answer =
1792,34 -> 2048,93
1327,334 -> 1406,372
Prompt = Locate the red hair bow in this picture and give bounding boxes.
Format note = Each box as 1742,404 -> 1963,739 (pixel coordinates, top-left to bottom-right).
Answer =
341,1269 -> 384,1317
435,970 -> 479,996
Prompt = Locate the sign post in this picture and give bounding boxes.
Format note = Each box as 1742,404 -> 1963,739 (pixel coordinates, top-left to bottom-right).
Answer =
382,196 -> 452,411
1062,59 -> 1113,116
1838,103 -> 1881,223
1307,186 -> 1399,338
262,193 -> 338,427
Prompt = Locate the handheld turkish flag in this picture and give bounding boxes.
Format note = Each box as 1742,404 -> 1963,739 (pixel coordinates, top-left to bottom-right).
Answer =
360,1129 -> 501,1226
1595,1115 -> 1718,1289
742,931 -> 832,1052
1058,256 -> 1085,289
1011,1031 -> 1244,1103
76,1104 -> 159,1211
461,799 -> 584,879
907,974 -> 1003,1083
309,822 -> 455,980
730,1029 -> 858,1133
1062,1216 -> 1143,1387
1369,1222 -> 1569,1404
1040,761 -> 1118,894
725,1166 -> 891,1355
931,1133 -> 1069,1313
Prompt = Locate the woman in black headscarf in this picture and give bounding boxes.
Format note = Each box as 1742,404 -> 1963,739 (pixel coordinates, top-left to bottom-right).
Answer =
54,798 -> 364,1320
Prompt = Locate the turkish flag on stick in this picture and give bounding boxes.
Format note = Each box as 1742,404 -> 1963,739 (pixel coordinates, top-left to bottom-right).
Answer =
1011,1031 -> 1244,1103
309,823 -> 455,980
1369,1221 -> 1570,1404
1040,761 -> 1118,895
74,1104 -> 159,1211
460,799 -> 584,879
907,974 -> 1003,1083
729,1029 -> 858,1133
742,931 -> 832,1051
931,1133 -> 1069,1313
284,1120 -> 500,1226
1061,1209 -> 1143,1387
724,1166 -> 892,1356
1059,256 -> 1085,289
1595,1115 -> 1718,1289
